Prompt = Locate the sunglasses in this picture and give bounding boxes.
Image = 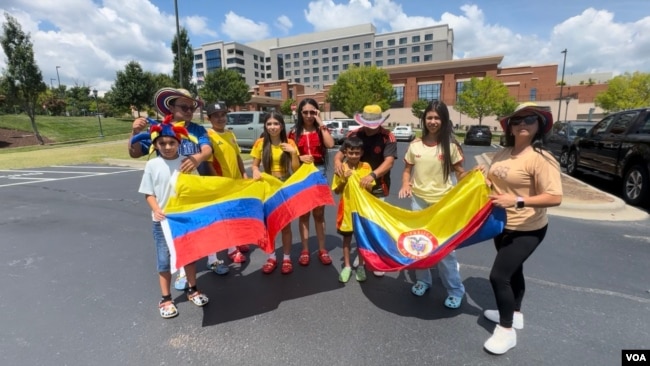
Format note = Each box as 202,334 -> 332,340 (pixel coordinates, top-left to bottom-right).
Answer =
509,115 -> 539,126
174,104 -> 196,113
301,110 -> 318,116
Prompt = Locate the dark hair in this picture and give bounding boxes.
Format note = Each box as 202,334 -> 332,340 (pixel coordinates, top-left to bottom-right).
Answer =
261,111 -> 292,175
342,136 -> 364,151
421,100 -> 455,181
294,98 -> 328,169
502,115 -> 548,153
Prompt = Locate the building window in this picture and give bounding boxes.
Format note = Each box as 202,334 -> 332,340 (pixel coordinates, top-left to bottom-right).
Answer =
312,49 -> 318,56
332,46 -> 338,53
352,43 -> 360,51
352,53 -> 360,60
332,65 -> 339,71
418,84 -> 441,101
322,48 -> 329,55
353,62 -> 360,67
300,51 -> 306,57
303,69 -> 309,74
424,33 -> 433,41
284,62 -> 291,68
313,59 -> 319,65
285,71 -> 291,76
424,54 -> 432,62
294,70 -> 300,75
196,71 -> 204,78
399,37 -> 407,45
424,44 -> 433,51
364,61 -> 371,66
293,52 -> 299,58
254,71 -> 259,77
266,73 -> 271,78
399,57 -> 407,64
364,51 -> 371,58
342,54 -> 350,61
530,88 -> 537,101
387,49 -> 395,56
303,60 -> 310,66
323,66 -> 329,72
205,49 -> 222,73
342,45 -> 349,52
375,50 -> 383,57
194,54 -> 203,60
411,56 -> 420,62
312,67 -> 319,73
387,39 -> 395,46
322,57 -> 329,63
412,35 -> 420,43
343,64 -> 349,70
304,77 -> 310,82
376,60 -> 383,67
293,61 -> 299,67
323,75 -> 329,81
375,40 -> 383,48
195,62 -> 204,69
387,59 -> 395,65
399,47 -> 407,55
412,45 -> 420,52
394,86 -> 404,101
295,78 -> 300,83
284,54 -> 290,60
313,76 -> 319,82
364,42 -> 371,49
333,74 -> 338,80
332,56 -> 339,62
456,81 -> 464,101
266,91 -> 282,99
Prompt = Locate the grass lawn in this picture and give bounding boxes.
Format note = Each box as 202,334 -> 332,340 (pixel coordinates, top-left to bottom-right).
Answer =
0,114 -> 251,169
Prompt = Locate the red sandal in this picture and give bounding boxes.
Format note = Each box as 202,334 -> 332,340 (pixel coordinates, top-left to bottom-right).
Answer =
318,249 -> 332,265
298,250 -> 310,266
281,259 -> 293,274
262,258 -> 277,274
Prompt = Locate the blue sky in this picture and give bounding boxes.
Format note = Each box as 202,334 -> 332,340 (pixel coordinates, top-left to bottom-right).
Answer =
1,0 -> 649,94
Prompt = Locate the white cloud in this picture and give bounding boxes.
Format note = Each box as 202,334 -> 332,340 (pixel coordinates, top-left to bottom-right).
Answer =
275,15 -> 293,34
220,11 -> 270,42
184,15 -> 218,39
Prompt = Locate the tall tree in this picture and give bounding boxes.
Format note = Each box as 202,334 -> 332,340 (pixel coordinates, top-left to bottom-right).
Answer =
326,65 -> 395,117
171,27 -> 194,89
198,68 -> 250,108
1,13 -> 47,144
410,99 -> 430,121
455,76 -> 513,125
594,72 -> 650,112
109,61 -> 153,116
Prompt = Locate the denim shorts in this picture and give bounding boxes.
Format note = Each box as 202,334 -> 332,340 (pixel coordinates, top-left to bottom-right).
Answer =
152,221 -> 171,272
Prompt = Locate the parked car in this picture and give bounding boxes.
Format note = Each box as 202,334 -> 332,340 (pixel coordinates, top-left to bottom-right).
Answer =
545,120 -> 595,166
567,108 -> 650,206
464,125 -> 493,146
340,118 -> 362,133
323,120 -> 349,144
203,111 -> 294,148
393,125 -> 415,141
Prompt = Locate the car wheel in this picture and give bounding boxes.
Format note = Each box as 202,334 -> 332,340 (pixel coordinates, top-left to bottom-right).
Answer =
559,150 -> 569,167
622,164 -> 649,206
566,150 -> 580,176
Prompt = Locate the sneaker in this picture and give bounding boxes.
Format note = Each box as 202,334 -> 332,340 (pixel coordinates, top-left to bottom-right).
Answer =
174,274 -> 188,290
483,309 -> 524,330
339,267 -> 352,283
207,260 -> 229,275
484,325 -> 516,355
373,271 -> 385,277
355,265 -> 367,282
229,249 -> 246,263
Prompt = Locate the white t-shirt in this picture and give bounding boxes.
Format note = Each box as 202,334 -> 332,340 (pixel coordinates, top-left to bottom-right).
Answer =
138,156 -> 186,221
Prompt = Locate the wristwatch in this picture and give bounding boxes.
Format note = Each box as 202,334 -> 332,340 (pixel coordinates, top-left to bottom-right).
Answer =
515,196 -> 525,210
370,172 -> 378,179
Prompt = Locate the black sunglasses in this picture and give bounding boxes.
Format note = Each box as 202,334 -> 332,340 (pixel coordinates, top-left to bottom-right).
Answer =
173,104 -> 196,113
301,110 -> 318,116
509,115 -> 538,126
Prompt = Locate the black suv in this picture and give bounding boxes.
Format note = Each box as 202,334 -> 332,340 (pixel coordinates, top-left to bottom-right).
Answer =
546,120 -> 595,166
464,125 -> 492,146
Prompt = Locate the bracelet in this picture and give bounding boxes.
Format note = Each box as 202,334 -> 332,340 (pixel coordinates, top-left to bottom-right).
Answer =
370,172 -> 377,179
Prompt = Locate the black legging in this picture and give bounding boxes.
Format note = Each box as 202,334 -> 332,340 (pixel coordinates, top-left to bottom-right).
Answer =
489,225 -> 547,328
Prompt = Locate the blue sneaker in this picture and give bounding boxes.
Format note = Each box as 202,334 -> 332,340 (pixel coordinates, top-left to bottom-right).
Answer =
174,273 -> 188,290
208,260 -> 229,275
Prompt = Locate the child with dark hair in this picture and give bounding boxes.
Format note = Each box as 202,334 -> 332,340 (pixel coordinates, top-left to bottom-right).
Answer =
138,119 -> 209,319
331,137 -> 374,283
251,111 -> 300,274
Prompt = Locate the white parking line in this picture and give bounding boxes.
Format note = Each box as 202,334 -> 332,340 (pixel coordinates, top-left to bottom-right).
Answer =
0,169 -> 137,188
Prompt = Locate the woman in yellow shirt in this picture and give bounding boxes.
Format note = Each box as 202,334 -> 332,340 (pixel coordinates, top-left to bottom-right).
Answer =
251,112 -> 300,274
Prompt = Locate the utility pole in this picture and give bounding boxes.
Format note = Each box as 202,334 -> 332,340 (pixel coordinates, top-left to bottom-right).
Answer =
174,0 -> 183,88
557,49 -> 567,122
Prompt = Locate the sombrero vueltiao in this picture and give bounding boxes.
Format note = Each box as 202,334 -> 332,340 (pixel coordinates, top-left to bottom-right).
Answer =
154,87 -> 203,116
354,104 -> 390,129
499,102 -> 554,134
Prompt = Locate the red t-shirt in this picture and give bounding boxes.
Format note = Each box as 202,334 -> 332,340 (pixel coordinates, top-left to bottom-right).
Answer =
288,130 -> 325,164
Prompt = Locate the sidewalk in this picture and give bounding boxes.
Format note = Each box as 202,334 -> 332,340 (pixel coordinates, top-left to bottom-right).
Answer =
104,154 -> 649,222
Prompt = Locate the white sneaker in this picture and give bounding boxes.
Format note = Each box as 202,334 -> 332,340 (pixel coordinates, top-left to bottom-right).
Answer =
373,271 -> 385,277
484,325 -> 516,355
483,309 -> 524,330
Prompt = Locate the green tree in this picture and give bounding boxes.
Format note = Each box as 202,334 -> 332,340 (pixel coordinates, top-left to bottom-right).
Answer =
326,65 -> 395,117
1,13 -> 47,143
280,98 -> 296,116
410,99 -> 429,121
172,27 -> 194,89
109,61 -> 154,116
40,89 -> 66,116
594,72 -> 650,112
455,76 -> 513,125
198,68 -> 250,108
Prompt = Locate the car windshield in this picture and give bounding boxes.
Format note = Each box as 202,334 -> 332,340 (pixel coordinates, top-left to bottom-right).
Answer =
568,123 -> 593,136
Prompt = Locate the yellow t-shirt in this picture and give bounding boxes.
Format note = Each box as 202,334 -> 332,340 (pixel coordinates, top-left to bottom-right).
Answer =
251,138 -> 298,176
207,129 -> 242,179
488,147 -> 563,231
404,141 -> 463,204
331,161 -> 373,233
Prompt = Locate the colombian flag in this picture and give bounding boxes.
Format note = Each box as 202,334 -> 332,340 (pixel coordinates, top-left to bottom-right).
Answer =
348,170 -> 506,272
264,164 -> 335,242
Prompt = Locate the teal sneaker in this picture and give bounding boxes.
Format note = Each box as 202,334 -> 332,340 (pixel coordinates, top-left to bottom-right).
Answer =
174,273 -> 188,290
208,260 -> 229,275
338,267 -> 352,283
355,265 -> 367,282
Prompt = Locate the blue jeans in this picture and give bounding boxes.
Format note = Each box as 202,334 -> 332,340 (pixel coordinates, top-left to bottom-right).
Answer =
411,195 -> 465,298
152,221 -> 171,273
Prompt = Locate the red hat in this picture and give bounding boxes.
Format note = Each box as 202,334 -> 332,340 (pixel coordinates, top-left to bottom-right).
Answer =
499,102 -> 553,134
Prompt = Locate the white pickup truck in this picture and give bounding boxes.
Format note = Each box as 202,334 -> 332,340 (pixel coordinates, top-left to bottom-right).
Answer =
204,111 -> 295,148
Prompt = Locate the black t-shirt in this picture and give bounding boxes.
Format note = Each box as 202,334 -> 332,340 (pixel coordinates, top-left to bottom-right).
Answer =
344,128 -> 397,197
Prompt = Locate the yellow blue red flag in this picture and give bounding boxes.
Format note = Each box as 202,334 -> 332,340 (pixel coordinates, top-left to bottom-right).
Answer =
347,170 -> 505,272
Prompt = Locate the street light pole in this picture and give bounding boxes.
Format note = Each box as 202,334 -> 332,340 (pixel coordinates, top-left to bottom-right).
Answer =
174,0 -> 183,88
50,78 -> 55,89
557,49 -> 567,122
565,97 -> 570,122
92,89 -> 104,138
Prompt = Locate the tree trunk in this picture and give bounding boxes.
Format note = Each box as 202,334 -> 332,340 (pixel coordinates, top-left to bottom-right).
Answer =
26,104 -> 45,145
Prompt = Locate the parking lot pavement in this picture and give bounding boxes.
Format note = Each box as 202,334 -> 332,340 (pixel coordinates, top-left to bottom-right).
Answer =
0,165 -> 141,188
